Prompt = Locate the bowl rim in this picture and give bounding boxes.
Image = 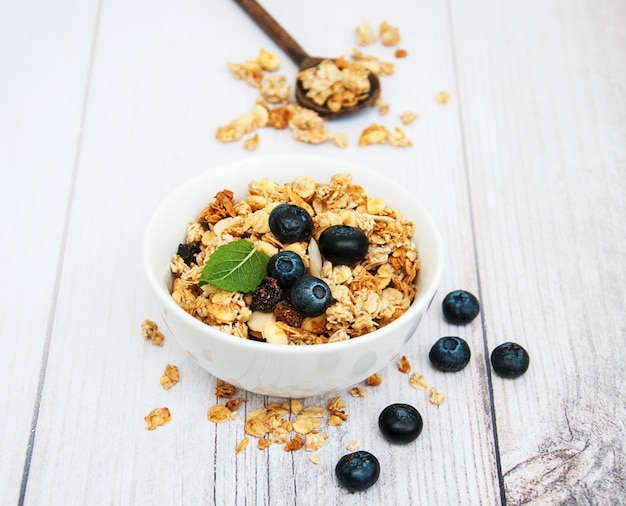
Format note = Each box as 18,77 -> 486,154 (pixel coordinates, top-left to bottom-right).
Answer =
143,153 -> 444,356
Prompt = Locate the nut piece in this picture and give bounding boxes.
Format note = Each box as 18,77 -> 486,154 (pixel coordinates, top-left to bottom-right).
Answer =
256,48 -> 281,71
144,407 -> 171,430
395,49 -> 408,58
160,364 -> 179,390
141,319 -> 165,346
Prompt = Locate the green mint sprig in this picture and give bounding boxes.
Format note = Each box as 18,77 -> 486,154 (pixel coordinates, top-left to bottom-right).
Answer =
198,240 -> 268,292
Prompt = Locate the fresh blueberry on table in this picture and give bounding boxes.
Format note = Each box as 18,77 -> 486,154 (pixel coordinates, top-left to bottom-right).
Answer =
442,289 -> 480,324
378,403 -> 423,444
491,342 -> 530,378
289,275 -> 332,316
267,251 -> 305,288
318,225 -> 368,265
268,204 -> 313,243
335,450 -> 380,492
429,336 -> 471,372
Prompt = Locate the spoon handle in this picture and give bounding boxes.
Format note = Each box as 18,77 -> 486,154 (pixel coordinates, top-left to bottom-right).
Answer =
233,0 -> 310,66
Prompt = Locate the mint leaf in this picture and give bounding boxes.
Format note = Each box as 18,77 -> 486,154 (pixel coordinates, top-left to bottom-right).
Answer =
198,240 -> 268,292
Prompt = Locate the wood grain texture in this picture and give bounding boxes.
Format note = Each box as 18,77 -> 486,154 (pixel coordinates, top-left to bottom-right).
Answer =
0,1 -> 101,503
1,0 -> 624,504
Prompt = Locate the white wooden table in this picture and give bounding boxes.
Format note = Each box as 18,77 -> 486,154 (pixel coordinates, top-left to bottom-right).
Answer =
2,0 -> 625,504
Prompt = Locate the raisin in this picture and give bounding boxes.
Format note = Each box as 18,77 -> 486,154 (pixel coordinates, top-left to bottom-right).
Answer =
177,243 -> 201,266
274,300 -> 304,327
250,278 -> 284,312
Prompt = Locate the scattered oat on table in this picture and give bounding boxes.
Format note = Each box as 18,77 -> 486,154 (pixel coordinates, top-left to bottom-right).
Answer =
215,379 -> 237,398
349,387 -> 369,397
160,364 -> 179,390
141,319 -> 165,346
435,91 -> 450,104
310,453 -> 321,465
429,387 -> 446,405
208,404 -> 234,423
400,112 -> 418,125
235,437 -> 249,455
365,372 -> 382,386
398,355 -> 411,374
409,372 -> 428,390
346,439 -> 362,451
379,21 -> 401,46
243,133 -> 259,151
144,407 -> 171,430
331,132 -> 349,148
356,20 -> 376,46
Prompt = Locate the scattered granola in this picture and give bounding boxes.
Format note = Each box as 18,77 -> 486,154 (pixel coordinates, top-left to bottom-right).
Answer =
331,132 -> 349,148
349,387 -> 369,397
144,407 -> 171,430
216,379 -> 237,398
400,112 -> 418,125
356,20 -> 377,46
379,21 -> 401,46
170,174 -> 420,344
429,387 -> 445,406
160,364 -> 179,390
225,397 -> 248,412
141,319 -> 165,346
409,372 -> 428,390
346,439 -> 362,451
243,133 -> 260,151
365,372 -> 383,386
310,453 -> 321,465
394,49 -> 408,58
260,74 -> 291,104
235,437 -> 249,454
208,404 -> 234,423
397,355 -> 411,374
435,91 -> 450,104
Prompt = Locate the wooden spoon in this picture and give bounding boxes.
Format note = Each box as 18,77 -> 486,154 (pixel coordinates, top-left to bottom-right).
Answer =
233,0 -> 381,118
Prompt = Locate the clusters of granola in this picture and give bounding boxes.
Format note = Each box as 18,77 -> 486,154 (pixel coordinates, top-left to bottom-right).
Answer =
206,380 -> 347,457
396,354 -> 445,405
170,173 -> 420,344
215,21 -> 416,149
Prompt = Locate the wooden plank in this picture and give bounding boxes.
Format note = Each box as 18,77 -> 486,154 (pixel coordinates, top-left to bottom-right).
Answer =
449,0 -> 626,503
0,1 -> 101,503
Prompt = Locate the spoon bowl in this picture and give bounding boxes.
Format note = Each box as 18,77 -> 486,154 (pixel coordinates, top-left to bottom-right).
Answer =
234,0 -> 380,117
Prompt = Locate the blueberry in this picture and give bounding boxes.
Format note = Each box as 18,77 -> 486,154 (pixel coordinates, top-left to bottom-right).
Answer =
442,290 -> 480,324
177,243 -> 200,266
268,204 -> 313,244
267,251 -> 305,288
318,225 -> 368,266
429,336 -> 471,372
491,342 -> 529,378
289,275 -> 332,317
378,403 -> 423,444
335,451 -> 380,492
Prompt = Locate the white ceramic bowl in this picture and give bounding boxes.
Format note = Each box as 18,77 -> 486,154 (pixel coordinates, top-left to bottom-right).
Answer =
143,154 -> 444,398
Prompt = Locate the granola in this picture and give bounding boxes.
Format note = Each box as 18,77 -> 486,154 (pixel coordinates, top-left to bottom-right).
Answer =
144,407 -> 171,430
141,319 -> 165,346
170,174 -> 420,344
160,364 -> 179,390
